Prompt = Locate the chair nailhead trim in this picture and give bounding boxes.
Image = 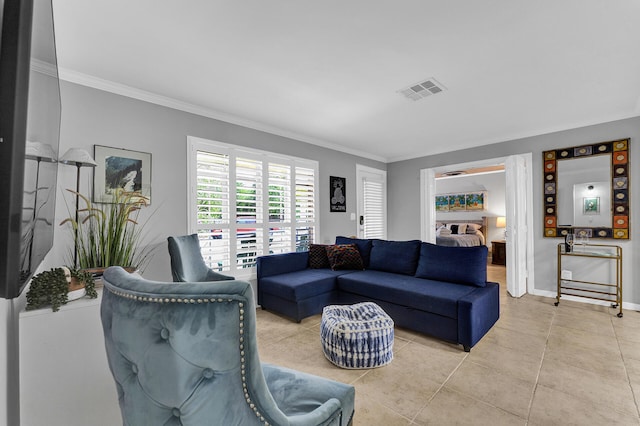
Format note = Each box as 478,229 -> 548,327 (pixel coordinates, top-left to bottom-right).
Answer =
105,289 -> 270,425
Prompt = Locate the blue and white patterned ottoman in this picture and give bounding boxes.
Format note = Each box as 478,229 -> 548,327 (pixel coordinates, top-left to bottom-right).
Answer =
320,302 -> 394,369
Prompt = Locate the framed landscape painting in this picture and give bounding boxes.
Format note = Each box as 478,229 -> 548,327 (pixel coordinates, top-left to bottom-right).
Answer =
93,145 -> 152,203
465,192 -> 486,211
435,195 -> 449,212
449,194 -> 466,211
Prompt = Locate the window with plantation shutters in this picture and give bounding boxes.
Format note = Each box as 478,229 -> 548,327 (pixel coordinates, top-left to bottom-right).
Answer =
363,179 -> 385,238
188,137 -> 318,277
295,166 -> 315,251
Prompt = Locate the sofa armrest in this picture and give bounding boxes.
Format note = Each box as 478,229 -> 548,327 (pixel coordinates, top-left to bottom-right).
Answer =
257,252 -> 309,279
457,282 -> 500,351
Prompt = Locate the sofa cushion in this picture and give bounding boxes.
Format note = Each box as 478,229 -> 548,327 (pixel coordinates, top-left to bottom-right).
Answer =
326,244 -> 364,271
308,244 -> 330,269
415,243 -> 488,287
337,270 -> 477,319
368,239 -> 421,275
335,237 -> 373,267
259,269 -> 350,301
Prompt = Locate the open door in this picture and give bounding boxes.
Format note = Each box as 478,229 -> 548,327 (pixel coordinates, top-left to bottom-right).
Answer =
504,154 -> 533,297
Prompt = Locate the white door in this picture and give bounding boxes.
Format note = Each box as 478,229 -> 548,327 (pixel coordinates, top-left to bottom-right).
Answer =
505,154 -> 531,297
356,165 -> 387,239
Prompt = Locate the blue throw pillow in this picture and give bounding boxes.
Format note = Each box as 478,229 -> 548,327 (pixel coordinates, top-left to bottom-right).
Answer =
415,243 -> 488,287
368,239 -> 421,275
335,236 -> 373,267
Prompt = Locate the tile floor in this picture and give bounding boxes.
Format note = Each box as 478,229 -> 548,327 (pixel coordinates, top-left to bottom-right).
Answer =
255,264 -> 640,425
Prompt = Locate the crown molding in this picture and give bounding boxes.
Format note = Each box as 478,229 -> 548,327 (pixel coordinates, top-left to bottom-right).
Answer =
57,67 -> 388,163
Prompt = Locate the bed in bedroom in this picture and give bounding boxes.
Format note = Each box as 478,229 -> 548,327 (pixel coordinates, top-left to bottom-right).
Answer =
435,217 -> 488,247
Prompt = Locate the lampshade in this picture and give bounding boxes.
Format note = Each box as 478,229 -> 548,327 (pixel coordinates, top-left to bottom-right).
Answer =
496,216 -> 506,228
25,141 -> 57,162
59,148 -> 97,167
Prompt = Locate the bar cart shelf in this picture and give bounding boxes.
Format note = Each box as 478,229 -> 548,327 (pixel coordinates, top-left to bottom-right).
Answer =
555,243 -> 623,317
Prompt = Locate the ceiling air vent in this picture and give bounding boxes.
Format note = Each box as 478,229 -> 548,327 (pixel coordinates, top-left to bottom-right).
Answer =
399,78 -> 446,101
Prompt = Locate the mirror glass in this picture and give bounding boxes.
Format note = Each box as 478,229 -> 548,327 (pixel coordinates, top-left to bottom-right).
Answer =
556,155 -> 610,227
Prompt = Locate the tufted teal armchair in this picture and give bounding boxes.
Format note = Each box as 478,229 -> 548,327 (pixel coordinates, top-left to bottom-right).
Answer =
167,234 -> 235,282
100,266 -> 355,426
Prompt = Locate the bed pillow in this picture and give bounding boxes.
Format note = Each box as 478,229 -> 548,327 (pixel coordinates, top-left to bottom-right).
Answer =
369,239 -> 421,275
447,223 -> 467,234
325,244 -> 365,270
466,223 -> 482,233
308,244 -> 330,269
415,242 -> 488,287
335,236 -> 373,267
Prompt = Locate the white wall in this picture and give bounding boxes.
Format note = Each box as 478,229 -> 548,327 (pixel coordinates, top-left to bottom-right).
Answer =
387,115 -> 640,307
435,171 -> 506,244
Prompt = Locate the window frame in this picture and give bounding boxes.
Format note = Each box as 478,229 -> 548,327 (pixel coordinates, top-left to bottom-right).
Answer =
187,136 -> 319,279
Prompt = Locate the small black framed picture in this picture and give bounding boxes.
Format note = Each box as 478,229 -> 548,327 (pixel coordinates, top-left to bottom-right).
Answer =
330,176 -> 346,212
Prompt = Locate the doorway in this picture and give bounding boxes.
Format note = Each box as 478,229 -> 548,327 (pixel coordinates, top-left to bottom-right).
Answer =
420,153 -> 534,297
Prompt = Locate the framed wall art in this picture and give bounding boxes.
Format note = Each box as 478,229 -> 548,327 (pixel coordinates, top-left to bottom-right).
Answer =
436,191 -> 487,212
93,145 -> 152,203
583,197 -> 600,215
435,195 -> 450,212
330,176 -> 346,212
466,192 -> 485,211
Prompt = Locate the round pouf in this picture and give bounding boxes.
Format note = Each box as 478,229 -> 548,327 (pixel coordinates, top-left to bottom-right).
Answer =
321,302 -> 394,369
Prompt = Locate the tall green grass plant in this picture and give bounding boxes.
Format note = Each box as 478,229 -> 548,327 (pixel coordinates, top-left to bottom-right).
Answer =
61,189 -> 153,270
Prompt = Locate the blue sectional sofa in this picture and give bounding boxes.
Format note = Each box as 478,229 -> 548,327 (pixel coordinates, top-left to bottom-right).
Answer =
257,237 -> 500,352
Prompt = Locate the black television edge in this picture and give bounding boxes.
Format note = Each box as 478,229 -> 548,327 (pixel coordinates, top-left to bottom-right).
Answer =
0,0 -> 61,299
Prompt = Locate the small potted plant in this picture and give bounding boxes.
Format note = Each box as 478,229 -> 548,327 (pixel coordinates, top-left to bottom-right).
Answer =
26,267 -> 97,312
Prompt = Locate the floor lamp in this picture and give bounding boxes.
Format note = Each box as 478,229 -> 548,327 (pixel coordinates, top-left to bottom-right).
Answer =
24,142 -> 57,272
60,148 -> 97,268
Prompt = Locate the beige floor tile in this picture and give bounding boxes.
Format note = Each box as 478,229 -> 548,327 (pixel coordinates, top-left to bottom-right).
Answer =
255,309 -> 320,347
445,361 -> 535,418
619,339 -> 640,362
352,394 -> 412,426
625,357 -> 640,383
537,356 -> 637,416
350,344 -> 445,419
529,384 -> 640,426
395,341 -> 467,384
414,387 -> 526,425
468,339 -> 543,383
258,329 -> 368,384
612,312 -> 640,329
494,314 -> 552,340
543,342 -> 628,382
473,324 -> 547,359
547,324 -> 619,355
552,310 -> 616,337
614,322 -> 640,343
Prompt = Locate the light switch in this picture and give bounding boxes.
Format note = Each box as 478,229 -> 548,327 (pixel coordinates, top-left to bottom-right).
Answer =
350,213 -> 356,221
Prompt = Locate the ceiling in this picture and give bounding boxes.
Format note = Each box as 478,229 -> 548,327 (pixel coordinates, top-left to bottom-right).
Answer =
51,0 -> 640,163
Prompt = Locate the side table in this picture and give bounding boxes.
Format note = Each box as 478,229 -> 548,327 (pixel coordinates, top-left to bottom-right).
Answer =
491,240 -> 506,265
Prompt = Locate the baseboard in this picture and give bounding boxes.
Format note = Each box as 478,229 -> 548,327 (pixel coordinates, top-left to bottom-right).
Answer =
530,288 -> 640,312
